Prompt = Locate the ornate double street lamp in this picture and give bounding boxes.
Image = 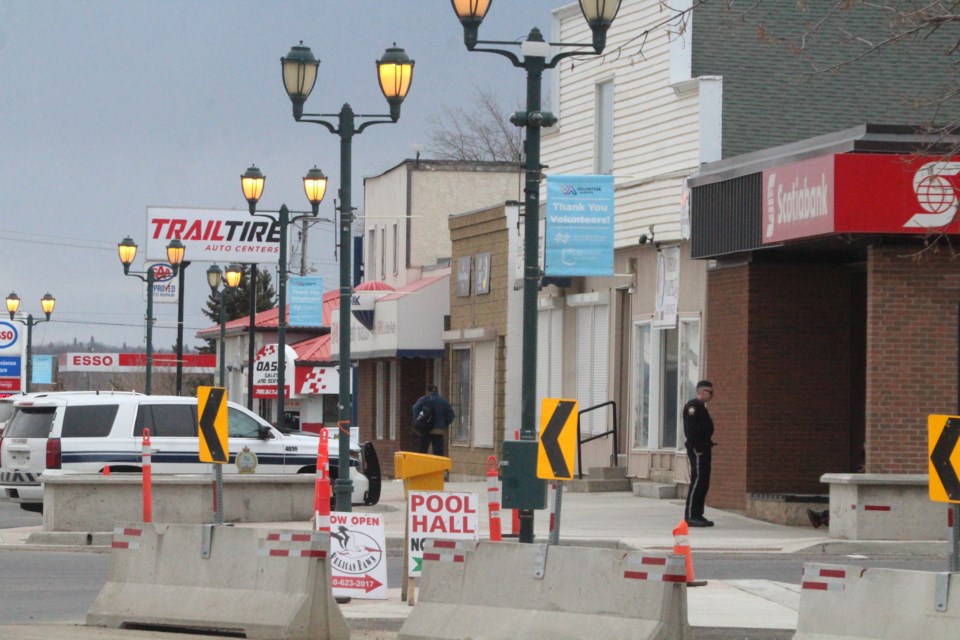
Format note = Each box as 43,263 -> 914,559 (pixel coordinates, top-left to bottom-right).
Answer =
281,40 -> 414,512
206,263 -> 244,386
452,0 -> 622,542
118,236 -> 186,395
5,292 -> 56,393
240,165 -> 329,432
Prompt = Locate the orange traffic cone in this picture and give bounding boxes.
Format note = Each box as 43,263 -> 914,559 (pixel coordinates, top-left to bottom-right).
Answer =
672,519 -> 706,586
102,465 -> 110,476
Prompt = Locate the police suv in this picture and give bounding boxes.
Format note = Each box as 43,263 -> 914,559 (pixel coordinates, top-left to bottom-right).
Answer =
0,391 -> 381,511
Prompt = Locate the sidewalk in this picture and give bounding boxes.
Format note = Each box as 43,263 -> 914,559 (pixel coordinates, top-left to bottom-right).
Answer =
0,478 -> 948,636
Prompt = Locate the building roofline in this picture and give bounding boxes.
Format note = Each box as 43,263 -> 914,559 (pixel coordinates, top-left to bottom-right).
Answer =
689,124 -> 960,187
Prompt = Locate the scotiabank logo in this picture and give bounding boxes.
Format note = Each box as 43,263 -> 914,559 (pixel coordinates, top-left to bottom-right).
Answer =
762,155 -> 835,243
904,161 -> 960,228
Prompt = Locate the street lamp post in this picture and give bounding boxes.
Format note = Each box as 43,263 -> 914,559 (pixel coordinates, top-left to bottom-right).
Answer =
118,236 -> 186,395
240,166 -> 329,433
5,292 -> 55,393
451,0 -> 622,542
281,41 -> 414,512
207,264 -> 244,386
175,261 -> 191,395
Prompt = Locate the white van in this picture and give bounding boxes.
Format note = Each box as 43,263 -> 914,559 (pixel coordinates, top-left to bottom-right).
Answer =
0,391 -> 381,511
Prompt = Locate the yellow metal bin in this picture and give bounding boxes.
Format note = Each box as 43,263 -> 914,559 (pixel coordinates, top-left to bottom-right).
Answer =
394,451 -> 451,493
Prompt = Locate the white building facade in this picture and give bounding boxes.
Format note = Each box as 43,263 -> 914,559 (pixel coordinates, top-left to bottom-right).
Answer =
539,1 -> 718,483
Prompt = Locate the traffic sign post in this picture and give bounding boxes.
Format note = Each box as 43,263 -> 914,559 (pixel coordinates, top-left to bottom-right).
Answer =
927,414 -> 960,571
199,386 -> 229,525
538,398 -> 577,481
538,398 -> 578,545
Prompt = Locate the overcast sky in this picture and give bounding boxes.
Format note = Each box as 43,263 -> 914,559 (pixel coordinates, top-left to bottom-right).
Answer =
0,0 -> 568,352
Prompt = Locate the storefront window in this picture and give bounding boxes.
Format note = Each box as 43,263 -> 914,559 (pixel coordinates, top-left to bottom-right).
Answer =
451,348 -> 471,443
632,322 -> 652,449
660,328 -> 679,449
631,318 -> 700,451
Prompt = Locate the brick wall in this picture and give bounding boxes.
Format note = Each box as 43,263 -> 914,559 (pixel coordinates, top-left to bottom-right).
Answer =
705,264 -> 750,510
447,205 -> 511,477
707,261 -> 855,510
357,357 -> 434,479
866,244 -> 960,472
747,262 -> 852,495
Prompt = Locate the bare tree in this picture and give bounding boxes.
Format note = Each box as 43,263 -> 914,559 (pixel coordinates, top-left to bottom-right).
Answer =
427,87 -> 524,162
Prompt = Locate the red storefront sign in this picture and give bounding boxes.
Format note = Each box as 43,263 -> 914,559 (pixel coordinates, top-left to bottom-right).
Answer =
762,154 -> 960,243
763,155 -> 835,243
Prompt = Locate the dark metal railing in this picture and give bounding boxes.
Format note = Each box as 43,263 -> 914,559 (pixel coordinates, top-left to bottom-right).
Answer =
576,400 -> 618,479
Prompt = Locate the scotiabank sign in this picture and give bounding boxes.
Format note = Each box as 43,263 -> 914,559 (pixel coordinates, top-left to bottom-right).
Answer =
146,207 -> 281,263
762,154 -> 960,244
60,353 -> 216,373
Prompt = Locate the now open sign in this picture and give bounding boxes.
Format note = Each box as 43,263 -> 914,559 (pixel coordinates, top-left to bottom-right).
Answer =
407,491 -> 479,577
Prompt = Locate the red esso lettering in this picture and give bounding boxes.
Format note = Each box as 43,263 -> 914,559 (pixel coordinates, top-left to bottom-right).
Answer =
74,355 -> 114,367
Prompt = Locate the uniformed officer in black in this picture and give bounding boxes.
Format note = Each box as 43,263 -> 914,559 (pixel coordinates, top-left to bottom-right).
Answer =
683,380 -> 716,527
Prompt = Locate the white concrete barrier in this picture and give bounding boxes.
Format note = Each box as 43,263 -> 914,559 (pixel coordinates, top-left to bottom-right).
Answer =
42,473 -> 319,531
86,522 -> 350,640
794,562 -> 960,639
399,540 -> 692,640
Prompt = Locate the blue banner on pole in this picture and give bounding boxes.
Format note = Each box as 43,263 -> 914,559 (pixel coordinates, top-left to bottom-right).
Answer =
289,277 -> 325,328
545,175 -> 615,277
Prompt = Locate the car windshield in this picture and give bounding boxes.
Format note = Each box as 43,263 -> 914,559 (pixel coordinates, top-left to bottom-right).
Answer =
4,407 -> 56,438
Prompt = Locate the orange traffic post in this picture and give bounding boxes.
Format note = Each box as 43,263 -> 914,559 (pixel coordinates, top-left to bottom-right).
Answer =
102,465 -> 110,476
314,428 -> 331,533
486,455 -> 502,542
142,429 -> 152,523
672,519 -> 706,586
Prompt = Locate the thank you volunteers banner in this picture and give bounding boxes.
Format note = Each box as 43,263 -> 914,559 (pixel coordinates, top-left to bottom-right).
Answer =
407,491 -> 479,577
289,276 -> 324,327
544,175 -> 615,277
329,511 -> 388,600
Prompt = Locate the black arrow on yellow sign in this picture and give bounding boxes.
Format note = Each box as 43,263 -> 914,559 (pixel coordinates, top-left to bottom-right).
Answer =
199,387 -> 228,463
541,400 -> 576,479
931,417 -> 960,501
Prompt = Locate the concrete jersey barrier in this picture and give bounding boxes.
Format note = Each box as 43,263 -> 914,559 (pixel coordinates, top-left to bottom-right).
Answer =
399,540 -> 693,640
86,522 -> 350,640
794,562 -> 960,639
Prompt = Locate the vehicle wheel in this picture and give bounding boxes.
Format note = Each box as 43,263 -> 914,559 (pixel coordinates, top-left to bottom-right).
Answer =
20,503 -> 42,514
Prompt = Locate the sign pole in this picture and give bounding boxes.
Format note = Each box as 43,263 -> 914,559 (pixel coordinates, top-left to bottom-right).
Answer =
954,302 -> 960,572
214,465 -> 224,526
549,481 -> 563,545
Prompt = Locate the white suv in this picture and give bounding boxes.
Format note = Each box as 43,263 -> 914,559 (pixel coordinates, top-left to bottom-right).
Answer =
0,391 -> 381,511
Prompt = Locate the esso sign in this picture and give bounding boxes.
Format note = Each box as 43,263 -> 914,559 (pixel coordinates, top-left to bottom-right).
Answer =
0,322 -> 19,350
72,355 -> 114,367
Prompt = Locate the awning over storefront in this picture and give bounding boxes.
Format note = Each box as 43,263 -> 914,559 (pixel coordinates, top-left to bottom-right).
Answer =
690,124 -> 960,258
330,271 -> 449,360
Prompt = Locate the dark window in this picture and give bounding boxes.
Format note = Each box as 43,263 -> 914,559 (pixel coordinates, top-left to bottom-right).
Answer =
4,408 -> 55,438
135,404 -> 197,438
61,405 -> 119,438
228,407 -> 265,439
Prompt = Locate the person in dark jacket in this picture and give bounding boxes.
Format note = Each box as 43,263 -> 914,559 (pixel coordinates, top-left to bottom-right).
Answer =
411,385 -> 455,456
683,380 -> 716,527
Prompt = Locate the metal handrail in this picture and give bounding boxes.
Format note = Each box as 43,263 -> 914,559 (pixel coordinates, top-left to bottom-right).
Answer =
576,400 -> 618,479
